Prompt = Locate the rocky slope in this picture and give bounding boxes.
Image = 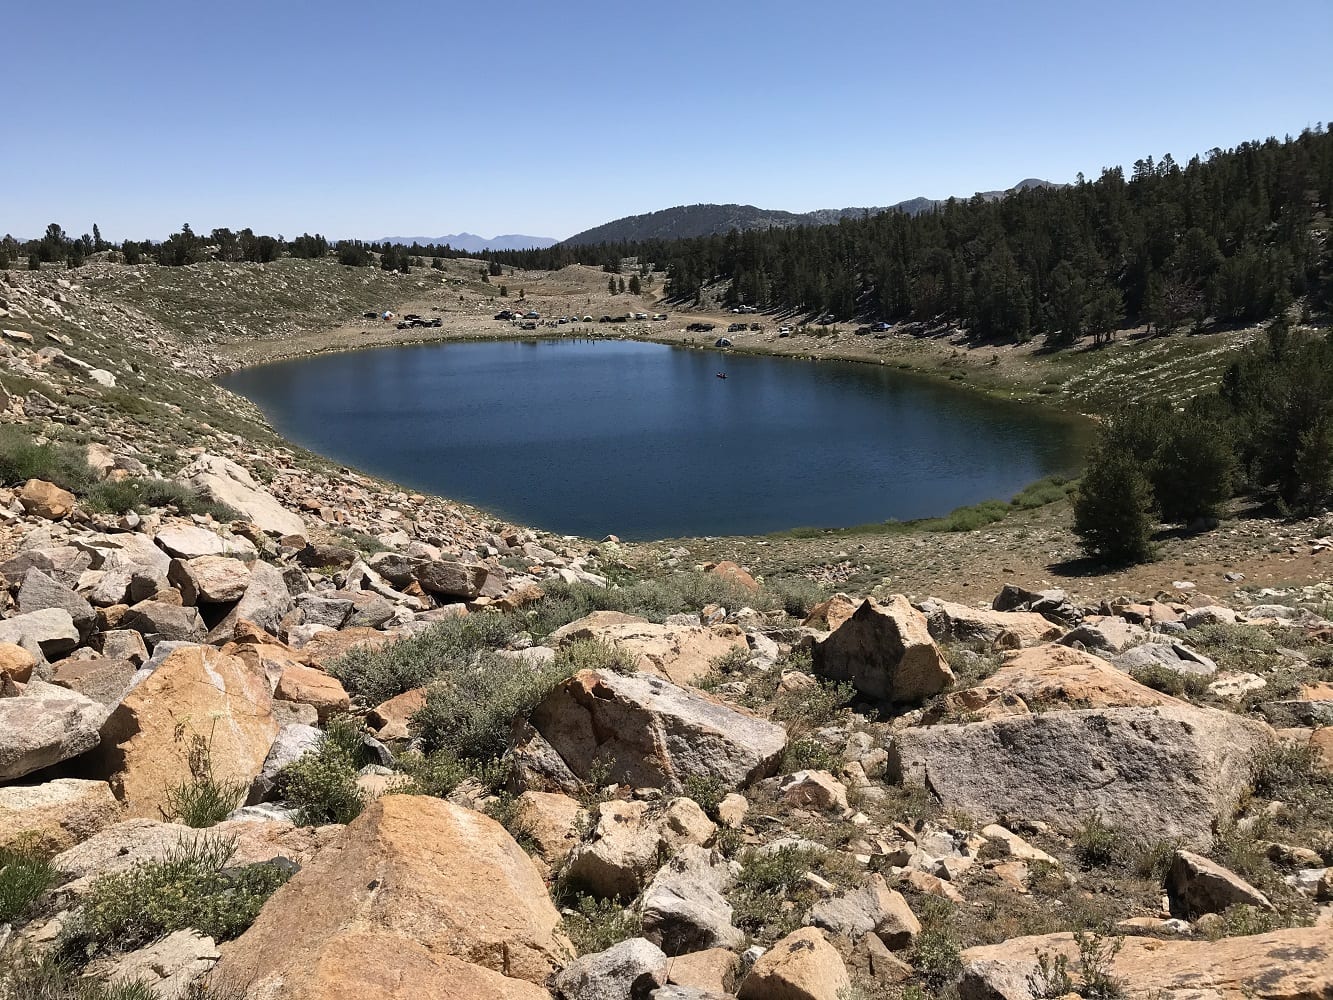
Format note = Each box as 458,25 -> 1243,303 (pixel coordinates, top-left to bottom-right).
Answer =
0,261 -> 1330,999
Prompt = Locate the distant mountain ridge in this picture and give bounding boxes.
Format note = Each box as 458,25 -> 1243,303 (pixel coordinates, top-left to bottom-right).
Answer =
374,232 -> 558,252
562,179 -> 1059,246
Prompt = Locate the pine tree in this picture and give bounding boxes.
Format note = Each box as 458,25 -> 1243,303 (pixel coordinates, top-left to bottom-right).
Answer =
608,276 -> 617,295
628,274 -> 641,295
1072,448 -> 1158,564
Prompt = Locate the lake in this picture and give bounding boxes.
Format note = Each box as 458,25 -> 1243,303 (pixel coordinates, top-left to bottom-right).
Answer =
219,338 -> 1087,540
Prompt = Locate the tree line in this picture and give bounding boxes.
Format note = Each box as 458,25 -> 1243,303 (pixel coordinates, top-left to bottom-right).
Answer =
489,128 -> 1333,343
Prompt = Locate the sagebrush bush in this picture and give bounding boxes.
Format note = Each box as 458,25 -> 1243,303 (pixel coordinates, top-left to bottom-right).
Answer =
326,612 -> 527,703
553,638 -> 636,676
0,426 -> 94,493
77,837 -> 290,950
83,477 -> 238,521
413,650 -> 572,761
275,732 -> 365,826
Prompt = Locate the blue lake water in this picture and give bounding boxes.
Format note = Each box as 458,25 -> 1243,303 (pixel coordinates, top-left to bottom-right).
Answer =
219,339 -> 1086,540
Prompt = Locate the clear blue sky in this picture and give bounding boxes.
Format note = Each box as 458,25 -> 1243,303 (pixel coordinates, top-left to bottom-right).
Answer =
4,0 -> 1330,242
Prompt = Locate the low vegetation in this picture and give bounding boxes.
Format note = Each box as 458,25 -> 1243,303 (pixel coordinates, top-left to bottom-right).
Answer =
274,716 -> 366,826
0,843 -> 56,926
73,837 -> 291,953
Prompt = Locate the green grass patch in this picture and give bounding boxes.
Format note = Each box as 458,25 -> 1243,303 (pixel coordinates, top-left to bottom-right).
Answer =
0,843 -> 56,925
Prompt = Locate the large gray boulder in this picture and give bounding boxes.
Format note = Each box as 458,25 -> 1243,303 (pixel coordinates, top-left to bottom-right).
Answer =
529,669 -> 786,792
640,845 -> 744,955
416,559 -> 487,599
553,937 -> 668,1000
0,680 -> 107,780
1,545 -> 93,588
888,704 -> 1273,847
811,596 -> 955,705
18,567 -> 97,639
0,607 -> 81,658
155,524 -> 257,560
176,454 -> 305,539
1112,641 -> 1217,677
120,600 -> 206,644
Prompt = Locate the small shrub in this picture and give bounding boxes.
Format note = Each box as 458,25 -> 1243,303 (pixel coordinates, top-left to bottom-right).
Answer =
1071,931 -> 1125,999
780,737 -> 840,773
1073,814 -> 1121,870
681,773 -> 727,817
1129,664 -> 1210,698
0,947 -> 161,1000
562,894 -> 643,955
727,845 -> 840,941
553,638 -> 636,676
0,843 -> 56,925
908,896 -> 964,989
275,734 -> 365,826
0,426 -> 94,493
83,478 -> 238,521
412,650 -> 572,762
766,576 -> 828,618
77,836 -> 291,951
164,723 -> 248,828
395,749 -> 507,798
326,612 -> 527,704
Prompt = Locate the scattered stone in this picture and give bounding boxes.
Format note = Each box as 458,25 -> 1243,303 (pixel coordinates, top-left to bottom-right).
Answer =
641,844 -> 744,955
806,875 -> 920,949
564,798 -> 715,899
1166,848 -> 1275,917
529,669 -> 787,792
0,680 -> 107,781
777,770 -> 849,812
811,596 -> 955,704
737,926 -> 850,1000
553,937 -> 668,1000
19,479 -> 76,520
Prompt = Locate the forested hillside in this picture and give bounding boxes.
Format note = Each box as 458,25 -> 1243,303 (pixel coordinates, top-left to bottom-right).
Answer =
507,130 -> 1333,341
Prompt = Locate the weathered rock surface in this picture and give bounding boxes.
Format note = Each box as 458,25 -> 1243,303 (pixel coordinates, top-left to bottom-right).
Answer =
273,663 -> 349,722
811,596 -> 955,704
981,644 -> 1179,709
87,929 -> 219,1000
213,795 -> 569,991
93,646 -> 278,818
565,798 -> 716,899
641,844 -> 744,955
530,669 -> 787,792
737,926 -> 850,1000
510,790 -> 588,871
18,567 -> 96,638
0,680 -> 107,781
553,937 -> 668,1000
889,704 -> 1272,845
177,454 -> 306,539
549,611 -> 748,685
958,927 -> 1333,1000
246,724 -> 322,805
0,777 -> 121,853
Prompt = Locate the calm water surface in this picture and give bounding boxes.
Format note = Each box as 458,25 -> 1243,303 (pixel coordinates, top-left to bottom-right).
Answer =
220,339 -> 1086,539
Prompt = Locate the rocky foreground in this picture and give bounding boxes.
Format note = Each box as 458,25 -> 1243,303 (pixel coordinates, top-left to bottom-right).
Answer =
0,449 -> 1330,998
